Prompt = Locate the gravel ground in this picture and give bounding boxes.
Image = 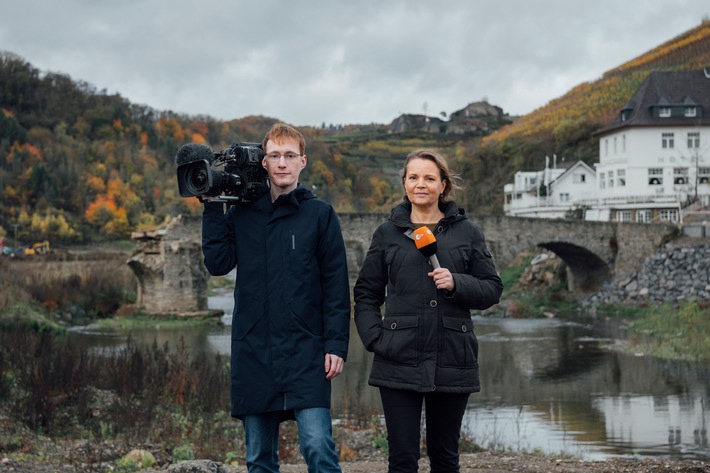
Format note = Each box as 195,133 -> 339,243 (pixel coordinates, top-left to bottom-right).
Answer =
2,452 -> 709,473
1,455 -> 709,473
1,409 -> 708,473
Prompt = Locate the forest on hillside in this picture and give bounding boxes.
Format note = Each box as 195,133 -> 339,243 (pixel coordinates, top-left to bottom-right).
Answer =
1,19 -> 709,246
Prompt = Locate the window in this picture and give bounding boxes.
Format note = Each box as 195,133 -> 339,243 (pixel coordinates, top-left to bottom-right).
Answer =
648,168 -> 663,185
623,134 -> 626,152
688,132 -> 700,148
614,136 -> 617,154
608,173 -> 614,188
685,107 -> 697,117
662,133 -> 674,149
617,169 -> 626,186
599,172 -> 605,189
573,173 -> 586,184
659,107 -> 672,117
524,176 -> 537,187
659,210 -> 679,223
699,167 -> 710,184
636,210 -> 652,223
604,139 -> 609,157
674,167 -> 688,185
559,193 -> 570,202
616,211 -> 632,222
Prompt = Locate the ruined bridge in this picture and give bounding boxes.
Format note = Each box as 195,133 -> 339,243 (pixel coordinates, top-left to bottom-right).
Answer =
127,213 -> 678,314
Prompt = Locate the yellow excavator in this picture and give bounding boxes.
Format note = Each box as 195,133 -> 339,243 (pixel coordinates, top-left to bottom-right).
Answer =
24,240 -> 51,256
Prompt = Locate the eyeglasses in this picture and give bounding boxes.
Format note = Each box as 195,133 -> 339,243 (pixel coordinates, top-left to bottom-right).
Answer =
265,152 -> 302,162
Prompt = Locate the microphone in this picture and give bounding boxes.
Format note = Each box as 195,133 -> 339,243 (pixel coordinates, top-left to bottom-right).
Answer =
413,226 -> 440,269
175,143 -> 214,166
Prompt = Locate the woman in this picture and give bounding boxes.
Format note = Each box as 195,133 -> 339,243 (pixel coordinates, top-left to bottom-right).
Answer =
354,149 -> 503,473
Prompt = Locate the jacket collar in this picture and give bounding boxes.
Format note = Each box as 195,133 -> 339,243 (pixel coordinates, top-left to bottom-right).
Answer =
272,184 -> 314,208
389,200 -> 464,230
256,184 -> 315,219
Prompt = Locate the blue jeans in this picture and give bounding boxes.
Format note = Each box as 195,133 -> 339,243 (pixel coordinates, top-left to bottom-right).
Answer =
243,408 -> 341,473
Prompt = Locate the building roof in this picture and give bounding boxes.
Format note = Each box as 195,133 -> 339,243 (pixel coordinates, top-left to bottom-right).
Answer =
597,69 -> 710,135
548,160 -> 596,187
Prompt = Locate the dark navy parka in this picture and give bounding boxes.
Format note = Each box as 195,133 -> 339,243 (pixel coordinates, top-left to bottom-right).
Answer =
202,185 -> 350,419
354,200 -> 503,393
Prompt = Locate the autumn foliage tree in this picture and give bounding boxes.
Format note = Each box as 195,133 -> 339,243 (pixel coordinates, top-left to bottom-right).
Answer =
1,20 -> 709,245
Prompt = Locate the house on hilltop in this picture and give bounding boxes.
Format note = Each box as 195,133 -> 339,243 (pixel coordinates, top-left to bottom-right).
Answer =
504,69 -> 710,223
389,101 -> 514,135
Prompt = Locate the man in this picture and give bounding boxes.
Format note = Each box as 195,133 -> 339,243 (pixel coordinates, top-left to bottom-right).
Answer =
201,123 -> 350,472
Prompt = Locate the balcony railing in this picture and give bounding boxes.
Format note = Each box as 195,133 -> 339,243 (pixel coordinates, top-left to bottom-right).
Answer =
505,194 -> 683,212
576,194 -> 680,207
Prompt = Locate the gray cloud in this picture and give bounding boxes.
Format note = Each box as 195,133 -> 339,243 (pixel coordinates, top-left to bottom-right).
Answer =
1,0 -> 707,126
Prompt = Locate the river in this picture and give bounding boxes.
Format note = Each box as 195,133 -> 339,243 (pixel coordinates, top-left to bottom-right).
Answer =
69,279 -> 710,461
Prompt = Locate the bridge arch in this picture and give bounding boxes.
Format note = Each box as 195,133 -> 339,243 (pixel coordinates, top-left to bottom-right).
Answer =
537,241 -> 611,292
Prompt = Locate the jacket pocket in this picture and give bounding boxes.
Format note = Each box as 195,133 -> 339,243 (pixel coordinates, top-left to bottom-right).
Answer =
438,315 -> 478,368
374,315 -> 418,366
289,301 -> 324,336
233,294 -> 265,341
448,246 -> 471,274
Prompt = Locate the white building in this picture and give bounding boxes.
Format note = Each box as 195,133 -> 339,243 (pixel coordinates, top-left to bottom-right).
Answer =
504,159 -> 597,218
504,69 -> 710,223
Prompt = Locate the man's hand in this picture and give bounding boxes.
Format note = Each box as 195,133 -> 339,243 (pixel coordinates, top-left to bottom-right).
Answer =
324,353 -> 344,380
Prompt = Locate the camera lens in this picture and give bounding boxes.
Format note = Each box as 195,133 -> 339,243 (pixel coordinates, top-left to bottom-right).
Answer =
186,166 -> 210,194
191,169 -> 208,187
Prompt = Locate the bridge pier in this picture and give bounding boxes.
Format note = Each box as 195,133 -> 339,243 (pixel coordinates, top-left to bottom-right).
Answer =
127,215 -> 212,316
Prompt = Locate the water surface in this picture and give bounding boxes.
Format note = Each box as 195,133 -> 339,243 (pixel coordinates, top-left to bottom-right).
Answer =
70,282 -> 710,461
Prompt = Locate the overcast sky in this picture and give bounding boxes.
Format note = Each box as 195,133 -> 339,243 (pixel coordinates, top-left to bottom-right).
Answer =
1,1 -> 708,127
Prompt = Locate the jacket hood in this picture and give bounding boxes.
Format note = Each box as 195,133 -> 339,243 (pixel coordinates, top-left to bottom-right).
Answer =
388,200 -> 465,229
270,184 -> 316,208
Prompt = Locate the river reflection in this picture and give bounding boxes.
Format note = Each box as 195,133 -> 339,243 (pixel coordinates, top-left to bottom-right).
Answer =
69,285 -> 710,461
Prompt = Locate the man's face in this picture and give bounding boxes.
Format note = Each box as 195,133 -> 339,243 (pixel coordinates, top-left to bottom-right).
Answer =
262,138 -> 306,195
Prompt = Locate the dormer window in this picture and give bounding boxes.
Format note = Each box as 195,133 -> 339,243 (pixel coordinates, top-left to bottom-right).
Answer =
659,107 -> 671,117
685,107 -> 697,117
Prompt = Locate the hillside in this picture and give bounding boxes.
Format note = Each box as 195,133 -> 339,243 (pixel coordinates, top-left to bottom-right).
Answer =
485,19 -> 710,145
1,19 -> 709,246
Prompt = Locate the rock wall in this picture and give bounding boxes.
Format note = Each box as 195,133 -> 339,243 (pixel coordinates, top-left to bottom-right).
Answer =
582,242 -> 710,306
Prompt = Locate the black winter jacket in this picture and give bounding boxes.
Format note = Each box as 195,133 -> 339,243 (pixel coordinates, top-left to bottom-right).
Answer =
354,200 -> 503,393
202,185 -> 350,418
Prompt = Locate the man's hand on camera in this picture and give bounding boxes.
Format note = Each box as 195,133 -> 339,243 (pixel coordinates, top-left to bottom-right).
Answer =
324,353 -> 344,380
199,195 -> 220,202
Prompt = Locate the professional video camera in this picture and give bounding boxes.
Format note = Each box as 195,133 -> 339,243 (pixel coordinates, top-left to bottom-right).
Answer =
175,142 -> 268,204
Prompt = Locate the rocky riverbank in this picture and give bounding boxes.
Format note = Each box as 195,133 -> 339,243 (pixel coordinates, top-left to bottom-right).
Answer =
583,241 -> 710,307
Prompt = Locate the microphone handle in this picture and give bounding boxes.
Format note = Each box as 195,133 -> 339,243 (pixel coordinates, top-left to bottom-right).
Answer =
429,254 -> 441,269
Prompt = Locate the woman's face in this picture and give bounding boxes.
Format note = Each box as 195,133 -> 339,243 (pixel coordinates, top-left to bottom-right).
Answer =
404,158 -> 446,209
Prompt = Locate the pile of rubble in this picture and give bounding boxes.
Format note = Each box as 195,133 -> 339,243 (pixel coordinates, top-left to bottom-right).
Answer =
583,243 -> 710,307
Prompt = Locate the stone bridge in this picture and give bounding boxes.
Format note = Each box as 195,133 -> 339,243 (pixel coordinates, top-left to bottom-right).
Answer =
127,213 -> 678,314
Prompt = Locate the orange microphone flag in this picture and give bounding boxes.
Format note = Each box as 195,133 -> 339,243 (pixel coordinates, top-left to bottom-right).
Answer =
413,226 -> 441,268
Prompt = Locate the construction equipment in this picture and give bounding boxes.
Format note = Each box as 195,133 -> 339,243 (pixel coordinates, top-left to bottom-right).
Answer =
24,240 -> 51,256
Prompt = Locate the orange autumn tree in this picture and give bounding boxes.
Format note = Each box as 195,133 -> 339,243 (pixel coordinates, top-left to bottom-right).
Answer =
84,174 -> 140,236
